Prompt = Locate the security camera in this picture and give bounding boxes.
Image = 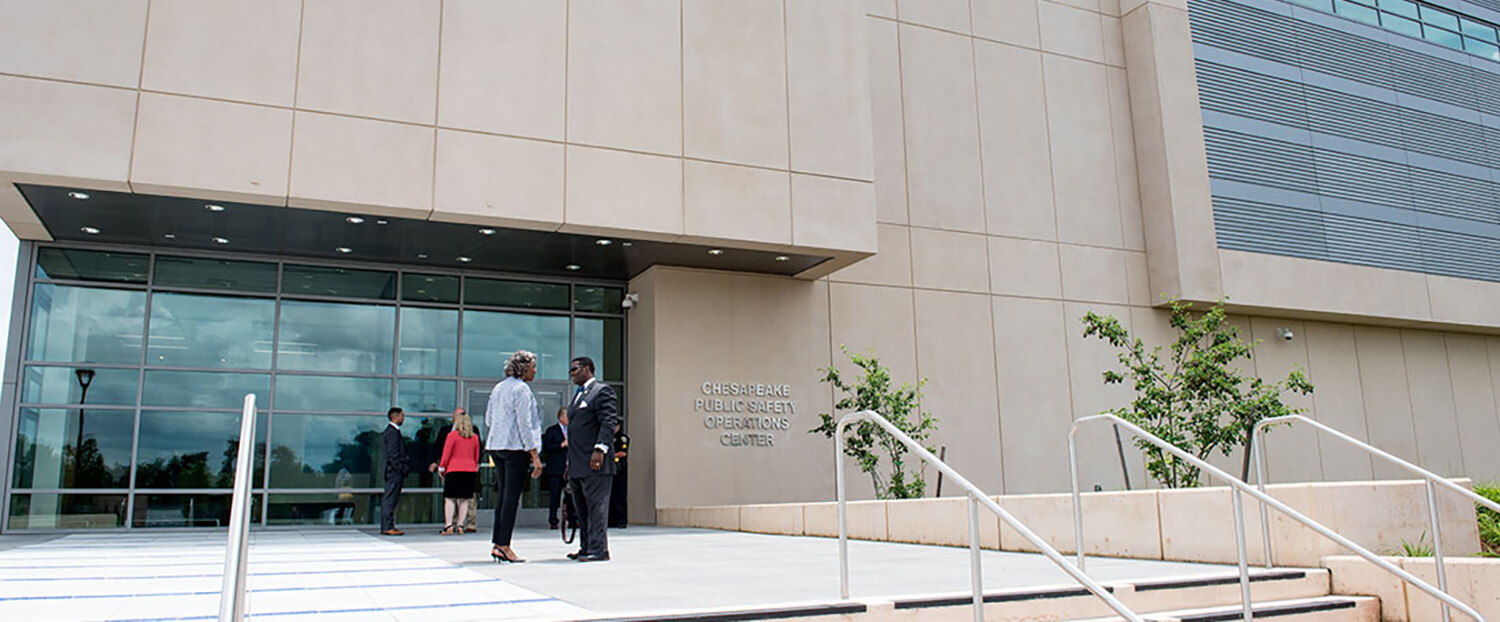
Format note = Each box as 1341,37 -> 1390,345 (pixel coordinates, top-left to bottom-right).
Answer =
621,292 -> 640,310
1275,327 -> 1294,342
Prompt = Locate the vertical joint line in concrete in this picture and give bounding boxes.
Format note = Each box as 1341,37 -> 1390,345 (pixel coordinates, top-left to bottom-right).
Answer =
430,0 -> 446,220
285,0 -> 310,208
127,0 -> 156,188
782,0 -> 794,245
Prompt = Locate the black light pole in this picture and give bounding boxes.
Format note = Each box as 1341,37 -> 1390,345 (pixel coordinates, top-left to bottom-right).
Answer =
73,369 -> 94,485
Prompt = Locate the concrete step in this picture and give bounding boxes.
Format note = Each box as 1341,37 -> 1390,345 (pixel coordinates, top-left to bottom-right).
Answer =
1119,595 -> 1381,622
885,568 -> 1333,620
574,568 -> 1344,621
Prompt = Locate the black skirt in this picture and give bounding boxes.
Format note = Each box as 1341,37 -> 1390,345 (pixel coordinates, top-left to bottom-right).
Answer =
442,471 -> 477,498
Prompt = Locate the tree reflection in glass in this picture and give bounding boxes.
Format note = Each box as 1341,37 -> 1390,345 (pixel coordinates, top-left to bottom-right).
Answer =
12,409 -> 132,489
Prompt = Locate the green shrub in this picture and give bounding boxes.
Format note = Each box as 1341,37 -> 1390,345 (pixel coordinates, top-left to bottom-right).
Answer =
1397,532 -> 1434,557
1477,481 -> 1500,557
810,347 -> 938,500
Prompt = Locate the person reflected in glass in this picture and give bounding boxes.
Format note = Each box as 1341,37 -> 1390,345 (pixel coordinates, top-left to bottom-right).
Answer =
438,408 -> 481,536
430,408 -> 478,533
542,407 -> 571,529
485,350 -> 544,562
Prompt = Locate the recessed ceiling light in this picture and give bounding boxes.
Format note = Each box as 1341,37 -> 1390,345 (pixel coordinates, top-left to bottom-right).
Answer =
336,247 -> 353,254
376,220 -> 389,225
345,216 -> 365,224
708,248 -> 724,256
417,253 -> 429,260
565,264 -> 581,271
479,228 -> 496,236
80,226 -> 101,235
621,241 -> 633,247
424,277 -> 435,283
205,204 -> 226,212
456,256 -> 472,263
212,237 -> 230,245
596,239 -> 612,246
774,255 -> 789,262
163,233 -> 176,240
67,191 -> 91,200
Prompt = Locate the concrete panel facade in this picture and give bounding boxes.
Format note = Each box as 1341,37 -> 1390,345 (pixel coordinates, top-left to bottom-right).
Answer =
0,0 -> 879,276
4,0 -> 1500,522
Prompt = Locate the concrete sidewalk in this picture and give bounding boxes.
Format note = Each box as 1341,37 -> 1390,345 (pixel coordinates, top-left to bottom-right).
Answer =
0,526 -> 1256,621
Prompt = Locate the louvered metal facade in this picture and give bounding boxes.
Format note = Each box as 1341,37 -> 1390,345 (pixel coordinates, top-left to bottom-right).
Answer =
1190,0 -> 1500,282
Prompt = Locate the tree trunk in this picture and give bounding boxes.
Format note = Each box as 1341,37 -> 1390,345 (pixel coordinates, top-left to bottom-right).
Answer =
1240,427 -> 1254,482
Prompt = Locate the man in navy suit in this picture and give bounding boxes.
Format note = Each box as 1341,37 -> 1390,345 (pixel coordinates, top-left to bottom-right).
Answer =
380,407 -> 409,536
564,357 -> 618,562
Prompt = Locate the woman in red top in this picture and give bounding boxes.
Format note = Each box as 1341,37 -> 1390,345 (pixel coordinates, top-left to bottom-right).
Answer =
438,409 -> 482,535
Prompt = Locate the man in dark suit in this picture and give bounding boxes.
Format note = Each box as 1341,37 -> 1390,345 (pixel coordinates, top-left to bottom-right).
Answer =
380,407 -> 409,536
541,409 -> 570,529
564,356 -> 617,562
609,425 -> 629,528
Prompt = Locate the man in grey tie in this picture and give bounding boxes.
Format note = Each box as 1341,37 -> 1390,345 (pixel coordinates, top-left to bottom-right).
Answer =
564,356 -> 618,562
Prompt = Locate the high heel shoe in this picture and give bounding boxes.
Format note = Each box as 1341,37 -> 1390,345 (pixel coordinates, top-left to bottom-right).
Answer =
491,546 -> 511,563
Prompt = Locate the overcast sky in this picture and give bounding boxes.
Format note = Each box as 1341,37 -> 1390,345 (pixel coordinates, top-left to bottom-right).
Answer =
0,228 -> 16,351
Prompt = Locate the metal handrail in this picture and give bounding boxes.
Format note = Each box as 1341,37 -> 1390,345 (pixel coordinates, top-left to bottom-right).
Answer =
835,411 -> 1141,622
1071,414 -> 1484,622
219,394 -> 257,622
1252,414 -> 1500,622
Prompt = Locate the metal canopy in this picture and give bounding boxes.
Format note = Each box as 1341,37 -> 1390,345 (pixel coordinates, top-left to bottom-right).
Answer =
18,184 -> 828,280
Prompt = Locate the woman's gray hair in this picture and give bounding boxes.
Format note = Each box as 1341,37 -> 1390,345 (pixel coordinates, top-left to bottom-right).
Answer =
504,350 -> 537,378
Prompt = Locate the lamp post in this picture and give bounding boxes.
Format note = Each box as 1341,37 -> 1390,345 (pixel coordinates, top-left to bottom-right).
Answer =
73,369 -> 94,486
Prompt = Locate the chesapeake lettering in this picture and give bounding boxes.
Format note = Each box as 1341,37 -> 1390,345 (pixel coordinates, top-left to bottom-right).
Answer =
695,381 -> 796,448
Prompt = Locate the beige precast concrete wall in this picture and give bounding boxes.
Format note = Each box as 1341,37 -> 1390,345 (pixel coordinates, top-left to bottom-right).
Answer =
626,266 -> 841,512
0,0 -> 877,274
1324,556 -> 1500,622
624,1 -> 1500,514
659,481 -> 1483,568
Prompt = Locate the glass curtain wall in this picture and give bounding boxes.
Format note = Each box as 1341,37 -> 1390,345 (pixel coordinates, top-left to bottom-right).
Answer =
7,246 -> 626,530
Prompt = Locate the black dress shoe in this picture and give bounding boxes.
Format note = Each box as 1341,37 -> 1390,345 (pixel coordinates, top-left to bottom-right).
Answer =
566,551 -> 582,560
575,553 -> 610,562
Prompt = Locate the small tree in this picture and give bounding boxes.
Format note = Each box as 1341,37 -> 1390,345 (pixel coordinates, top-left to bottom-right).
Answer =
810,347 -> 938,499
1081,300 -> 1313,488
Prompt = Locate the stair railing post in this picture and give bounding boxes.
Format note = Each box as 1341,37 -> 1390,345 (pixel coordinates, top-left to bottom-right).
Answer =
1427,478 -> 1450,622
835,418 -> 850,601
1231,487 -> 1252,622
218,393 -> 256,622
1253,429 -> 1273,568
1069,427 -> 1086,573
968,494 -> 983,622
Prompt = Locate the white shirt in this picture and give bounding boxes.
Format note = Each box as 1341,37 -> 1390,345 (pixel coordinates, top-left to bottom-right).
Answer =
574,378 -> 612,453
485,376 -> 541,451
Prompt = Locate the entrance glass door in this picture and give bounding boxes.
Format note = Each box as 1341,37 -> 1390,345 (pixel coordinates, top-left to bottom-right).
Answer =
467,380 -> 571,528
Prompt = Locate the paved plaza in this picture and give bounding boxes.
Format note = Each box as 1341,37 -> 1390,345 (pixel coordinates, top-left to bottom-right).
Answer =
0,526 -> 1250,621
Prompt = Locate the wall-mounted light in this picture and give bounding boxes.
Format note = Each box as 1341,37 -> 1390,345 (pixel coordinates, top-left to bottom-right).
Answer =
1275,327 -> 1295,342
